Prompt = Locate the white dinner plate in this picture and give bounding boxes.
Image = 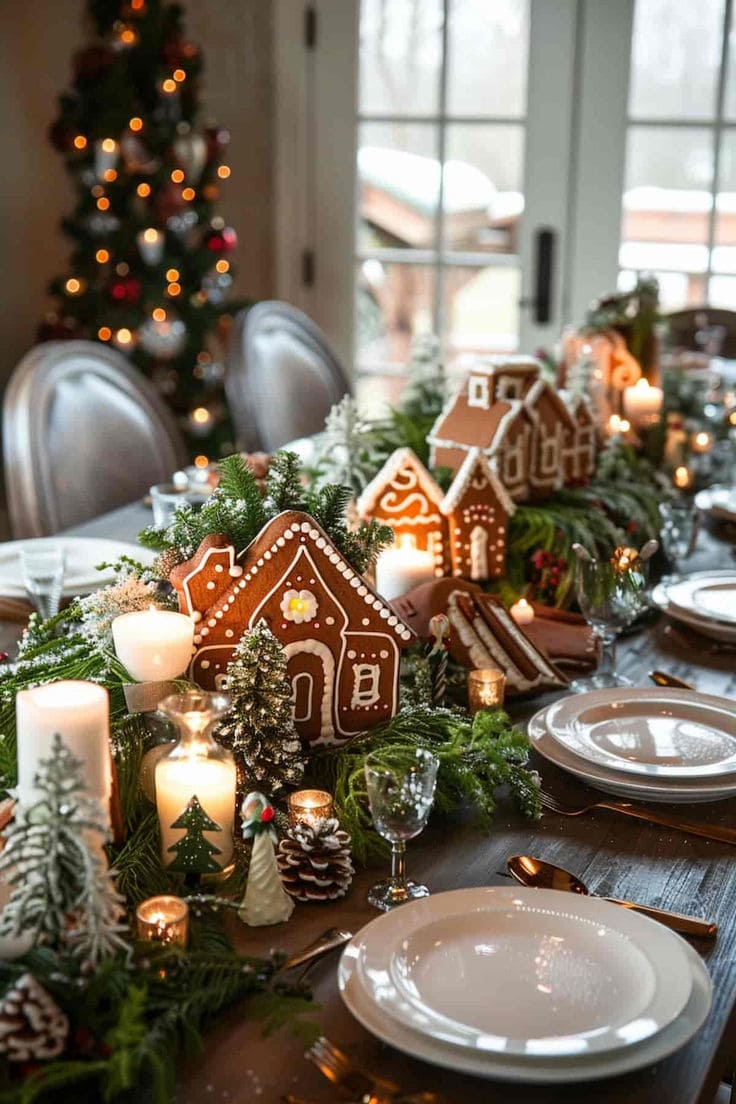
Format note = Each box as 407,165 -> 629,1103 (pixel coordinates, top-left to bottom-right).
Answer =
548,688 -> 736,780
339,892 -> 711,1084
651,571 -> 736,643
0,538 -> 156,598
353,887 -> 691,1060
529,704 -> 736,802
668,573 -> 736,626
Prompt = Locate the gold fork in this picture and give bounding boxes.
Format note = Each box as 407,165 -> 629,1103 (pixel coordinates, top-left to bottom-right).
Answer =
539,788 -> 736,846
306,1037 -> 447,1104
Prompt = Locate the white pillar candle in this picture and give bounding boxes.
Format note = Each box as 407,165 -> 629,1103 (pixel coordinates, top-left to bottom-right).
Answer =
136,227 -> 164,265
16,681 -> 111,812
622,378 -> 663,429
112,608 -> 194,682
510,597 -> 535,626
155,755 -> 236,869
94,137 -> 119,178
375,536 -> 435,602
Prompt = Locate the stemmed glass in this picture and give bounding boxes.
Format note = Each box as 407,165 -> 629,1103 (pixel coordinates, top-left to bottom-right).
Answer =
20,544 -> 66,619
364,748 -> 438,912
658,501 -> 697,582
571,553 -> 651,693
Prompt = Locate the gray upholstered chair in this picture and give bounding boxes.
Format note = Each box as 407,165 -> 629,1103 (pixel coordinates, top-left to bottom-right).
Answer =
3,340 -> 186,537
225,301 -> 351,452
666,307 -> 736,359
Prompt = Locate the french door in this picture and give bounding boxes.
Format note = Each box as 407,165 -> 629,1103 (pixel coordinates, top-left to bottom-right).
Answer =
274,0 -> 634,377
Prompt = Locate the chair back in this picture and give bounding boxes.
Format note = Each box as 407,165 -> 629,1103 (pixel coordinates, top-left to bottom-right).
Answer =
665,307 -> 736,359
225,301 -> 351,452
3,340 -> 186,537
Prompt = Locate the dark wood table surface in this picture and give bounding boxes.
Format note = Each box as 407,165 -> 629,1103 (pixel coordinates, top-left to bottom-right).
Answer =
19,504 -> 736,1103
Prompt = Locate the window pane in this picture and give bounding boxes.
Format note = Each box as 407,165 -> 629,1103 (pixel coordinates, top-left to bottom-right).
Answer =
447,0 -> 529,118
628,0 -> 724,120
723,4 -> 736,119
708,275 -> 736,306
443,264 -> 521,359
713,132 -> 736,259
442,124 -> 524,253
359,0 -> 443,116
357,123 -> 438,251
356,261 -> 435,373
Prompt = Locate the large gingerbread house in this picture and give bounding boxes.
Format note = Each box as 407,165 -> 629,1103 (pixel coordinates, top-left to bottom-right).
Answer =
427,356 -> 596,501
170,512 -> 414,747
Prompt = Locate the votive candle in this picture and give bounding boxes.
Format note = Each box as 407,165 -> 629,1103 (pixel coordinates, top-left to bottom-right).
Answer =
136,895 -> 189,946
375,535 -> 435,602
136,227 -> 164,265
112,607 -> 194,682
288,789 -> 334,829
155,754 -> 236,869
510,597 -> 534,626
468,668 -> 506,714
622,378 -> 663,429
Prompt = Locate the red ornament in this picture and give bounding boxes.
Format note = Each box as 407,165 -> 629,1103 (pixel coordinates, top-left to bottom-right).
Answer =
204,226 -> 237,253
260,805 -> 275,823
109,276 -> 141,304
0,652 -> 9,664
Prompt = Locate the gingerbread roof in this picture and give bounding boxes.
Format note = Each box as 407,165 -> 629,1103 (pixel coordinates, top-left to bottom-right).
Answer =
356,446 -> 444,517
180,511 -> 414,649
560,390 -> 595,425
523,378 -> 577,430
465,355 -> 542,390
428,392 -> 524,454
439,447 -> 516,516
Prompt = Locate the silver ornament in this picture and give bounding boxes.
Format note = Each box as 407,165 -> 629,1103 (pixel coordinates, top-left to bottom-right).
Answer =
166,210 -> 199,238
138,317 -> 187,359
173,131 -> 208,185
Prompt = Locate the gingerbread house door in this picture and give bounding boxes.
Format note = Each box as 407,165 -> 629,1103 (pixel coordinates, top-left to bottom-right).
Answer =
283,639 -> 335,746
469,525 -> 489,580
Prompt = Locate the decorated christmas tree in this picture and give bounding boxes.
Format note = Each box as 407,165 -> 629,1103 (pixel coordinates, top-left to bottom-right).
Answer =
167,795 -> 223,874
41,0 -> 243,457
217,621 -> 306,797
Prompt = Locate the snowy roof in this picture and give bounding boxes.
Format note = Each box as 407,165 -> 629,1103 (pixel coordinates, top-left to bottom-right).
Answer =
356,447 -> 444,517
440,447 -> 516,517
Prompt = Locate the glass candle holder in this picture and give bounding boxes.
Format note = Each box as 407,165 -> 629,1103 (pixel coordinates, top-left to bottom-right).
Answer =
288,789 -> 334,829
136,895 -> 189,946
468,668 -> 506,714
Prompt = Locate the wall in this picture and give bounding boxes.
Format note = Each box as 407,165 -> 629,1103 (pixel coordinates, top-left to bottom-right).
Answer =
0,0 -> 274,388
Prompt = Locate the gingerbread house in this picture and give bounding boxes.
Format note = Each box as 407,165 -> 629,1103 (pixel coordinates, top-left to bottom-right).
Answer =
440,448 -> 515,580
169,512 -> 414,747
356,446 -> 449,576
523,378 -> 577,496
561,392 -> 597,483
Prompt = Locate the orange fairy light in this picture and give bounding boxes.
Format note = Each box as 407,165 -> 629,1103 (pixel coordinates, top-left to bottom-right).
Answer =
98,326 -> 112,341
96,249 -> 110,263
167,282 -> 181,296
152,307 -> 167,322
103,169 -> 118,182
166,268 -> 180,281
162,78 -> 177,94
97,197 -> 110,211
115,328 -> 133,346
215,259 -> 229,274
101,137 -> 117,154
217,165 -> 231,179
171,169 -> 185,184
73,135 -> 87,150
129,116 -> 144,132
65,278 -> 82,295
181,187 -> 196,202
137,182 -> 151,197
191,407 -> 211,425
173,68 -> 186,82
194,454 -> 209,468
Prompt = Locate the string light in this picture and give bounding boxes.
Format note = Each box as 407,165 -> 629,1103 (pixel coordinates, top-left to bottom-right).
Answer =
65,278 -> 83,295
96,249 -> 110,263
73,135 -> 87,150
116,262 -> 130,276
137,182 -> 151,197
194,454 -> 209,468
217,165 -> 231,179
98,326 -> 112,341
167,282 -> 181,296
131,0 -> 145,9
115,328 -> 133,346
171,169 -> 185,183
181,187 -> 196,202
97,197 -> 110,211
161,78 -> 177,94
143,227 -> 159,244
215,259 -> 230,274
119,26 -> 138,45
173,68 -> 186,82
196,351 -> 212,364
129,117 -> 144,132
103,169 -> 118,182
166,268 -> 180,281
191,407 -> 211,425
152,307 -> 167,322
101,138 -> 117,154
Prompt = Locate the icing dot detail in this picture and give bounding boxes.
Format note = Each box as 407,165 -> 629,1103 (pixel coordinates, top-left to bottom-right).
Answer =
191,611 -> 202,623
225,629 -> 234,638
208,618 -> 217,627
325,616 -> 335,626
215,564 -> 224,573
229,566 -> 243,577
201,660 -> 210,669
206,581 -> 216,590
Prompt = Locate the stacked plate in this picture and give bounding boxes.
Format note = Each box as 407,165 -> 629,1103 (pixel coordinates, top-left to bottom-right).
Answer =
651,570 -> 736,644
339,887 -> 711,1083
0,538 -> 156,598
528,687 -> 736,803
695,486 -> 736,524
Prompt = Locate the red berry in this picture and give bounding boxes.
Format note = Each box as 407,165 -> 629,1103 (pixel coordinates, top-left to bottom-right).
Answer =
0,652 -> 9,663
260,806 -> 275,823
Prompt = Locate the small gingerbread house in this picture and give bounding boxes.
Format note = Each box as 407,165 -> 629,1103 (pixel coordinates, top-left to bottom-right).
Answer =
523,378 -> 577,496
356,446 -> 449,576
561,392 -> 597,483
170,512 -> 414,747
440,448 -> 515,580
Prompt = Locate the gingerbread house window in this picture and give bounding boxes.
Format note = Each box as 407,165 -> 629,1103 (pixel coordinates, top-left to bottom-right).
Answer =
292,672 -> 314,723
541,437 -> 557,471
468,376 -> 489,409
504,448 -> 521,482
497,376 -> 523,400
351,663 -> 381,708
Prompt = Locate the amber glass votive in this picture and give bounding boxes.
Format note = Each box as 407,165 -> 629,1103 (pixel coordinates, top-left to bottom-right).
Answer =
468,668 -> 506,714
288,789 -> 334,829
136,895 -> 189,947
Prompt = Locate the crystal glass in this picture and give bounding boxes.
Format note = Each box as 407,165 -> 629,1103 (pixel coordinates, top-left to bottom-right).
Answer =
20,544 -> 65,619
658,501 -> 697,580
571,556 -> 650,693
364,748 -> 438,911
154,691 -> 236,873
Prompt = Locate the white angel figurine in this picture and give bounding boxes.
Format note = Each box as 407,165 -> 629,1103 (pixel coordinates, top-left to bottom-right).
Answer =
238,791 -> 294,926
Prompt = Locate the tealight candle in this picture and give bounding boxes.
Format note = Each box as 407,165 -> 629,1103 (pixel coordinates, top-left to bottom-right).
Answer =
607,414 -> 631,438
288,789 -> 334,829
510,597 -> 534,626
622,378 -> 663,429
112,607 -> 194,682
16,681 -> 111,813
136,895 -> 189,946
94,137 -> 119,178
691,430 -> 713,454
136,226 -> 164,265
673,465 -> 694,490
467,668 -> 506,714
375,535 -> 435,602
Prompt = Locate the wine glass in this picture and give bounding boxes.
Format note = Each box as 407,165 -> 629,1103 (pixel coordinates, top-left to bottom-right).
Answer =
571,554 -> 650,693
20,544 -> 66,620
364,748 -> 438,912
658,501 -> 696,582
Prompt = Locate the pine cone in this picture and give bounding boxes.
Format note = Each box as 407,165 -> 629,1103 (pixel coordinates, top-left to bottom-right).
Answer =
0,974 -> 68,1062
277,817 -> 354,902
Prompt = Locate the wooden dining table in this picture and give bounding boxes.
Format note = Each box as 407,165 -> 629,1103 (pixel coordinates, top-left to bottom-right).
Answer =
7,502 -> 736,1104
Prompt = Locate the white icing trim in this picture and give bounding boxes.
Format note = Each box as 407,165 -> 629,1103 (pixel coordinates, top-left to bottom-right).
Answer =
283,638 -> 335,742
440,447 -> 516,517
179,544 -> 235,616
357,446 -> 444,516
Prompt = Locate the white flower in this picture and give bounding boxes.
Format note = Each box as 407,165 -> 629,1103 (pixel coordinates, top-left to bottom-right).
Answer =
280,588 -> 318,624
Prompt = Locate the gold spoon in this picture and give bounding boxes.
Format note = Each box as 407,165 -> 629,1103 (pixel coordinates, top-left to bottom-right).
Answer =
507,855 -> 717,938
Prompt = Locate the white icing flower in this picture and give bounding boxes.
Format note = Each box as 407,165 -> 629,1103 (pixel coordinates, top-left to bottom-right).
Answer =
280,588 -> 318,623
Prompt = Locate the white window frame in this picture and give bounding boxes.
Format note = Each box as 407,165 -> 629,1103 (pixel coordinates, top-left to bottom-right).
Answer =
468,375 -> 489,409
351,662 -> 381,707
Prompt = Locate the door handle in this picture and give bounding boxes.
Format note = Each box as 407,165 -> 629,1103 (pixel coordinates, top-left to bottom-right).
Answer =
519,227 -> 555,325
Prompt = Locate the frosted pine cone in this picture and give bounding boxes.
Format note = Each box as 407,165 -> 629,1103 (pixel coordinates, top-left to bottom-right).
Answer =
0,974 -> 68,1062
276,817 -> 354,902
